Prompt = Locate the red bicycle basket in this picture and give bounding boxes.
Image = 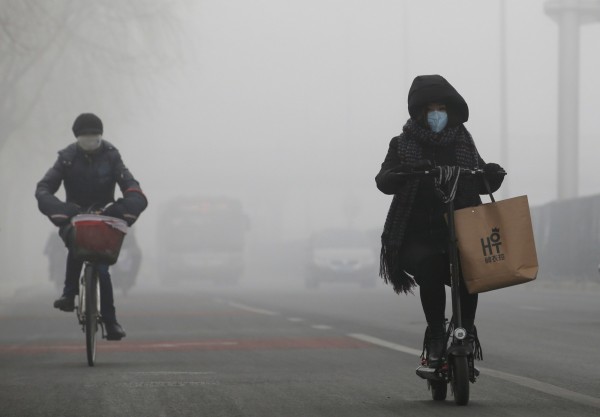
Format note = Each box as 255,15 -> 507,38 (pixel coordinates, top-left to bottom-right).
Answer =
71,214 -> 128,265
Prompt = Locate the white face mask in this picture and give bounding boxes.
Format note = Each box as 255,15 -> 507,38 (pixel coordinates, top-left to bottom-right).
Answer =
77,134 -> 102,152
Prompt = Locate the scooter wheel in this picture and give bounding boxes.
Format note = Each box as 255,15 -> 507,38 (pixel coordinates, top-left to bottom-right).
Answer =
430,380 -> 447,401
451,356 -> 470,405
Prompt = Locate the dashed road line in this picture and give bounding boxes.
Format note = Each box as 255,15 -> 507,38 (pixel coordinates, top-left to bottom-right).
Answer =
347,333 -> 422,356
287,317 -> 305,322
186,300 -> 600,409
131,371 -> 215,375
0,337 -> 369,354
520,306 -> 545,311
227,302 -> 279,316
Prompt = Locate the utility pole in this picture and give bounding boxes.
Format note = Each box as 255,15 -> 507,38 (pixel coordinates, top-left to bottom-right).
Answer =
499,0 -> 509,198
544,0 -> 600,200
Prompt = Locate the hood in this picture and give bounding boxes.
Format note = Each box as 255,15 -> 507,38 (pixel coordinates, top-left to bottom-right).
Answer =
407,74 -> 469,125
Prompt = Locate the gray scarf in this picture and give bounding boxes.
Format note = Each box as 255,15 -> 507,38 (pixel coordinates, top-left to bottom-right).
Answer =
379,119 -> 481,294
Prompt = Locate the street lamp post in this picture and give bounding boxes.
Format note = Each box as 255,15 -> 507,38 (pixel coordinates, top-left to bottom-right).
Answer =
500,0 -> 509,199
544,0 -> 600,200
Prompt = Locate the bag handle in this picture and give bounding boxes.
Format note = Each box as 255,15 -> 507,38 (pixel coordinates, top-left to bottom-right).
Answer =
482,174 -> 496,203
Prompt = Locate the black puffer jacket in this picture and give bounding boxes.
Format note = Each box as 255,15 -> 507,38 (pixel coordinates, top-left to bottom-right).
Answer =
35,140 -> 148,226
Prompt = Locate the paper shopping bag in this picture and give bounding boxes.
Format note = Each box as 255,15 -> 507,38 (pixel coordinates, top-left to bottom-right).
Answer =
453,195 -> 539,294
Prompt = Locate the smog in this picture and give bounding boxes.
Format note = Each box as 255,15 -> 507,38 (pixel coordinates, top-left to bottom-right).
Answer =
1,0 -> 599,296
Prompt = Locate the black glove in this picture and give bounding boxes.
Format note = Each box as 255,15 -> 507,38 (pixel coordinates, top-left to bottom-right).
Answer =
102,202 -> 135,226
391,159 -> 433,173
102,202 -> 126,219
483,163 -> 505,177
48,202 -> 81,226
58,224 -> 74,248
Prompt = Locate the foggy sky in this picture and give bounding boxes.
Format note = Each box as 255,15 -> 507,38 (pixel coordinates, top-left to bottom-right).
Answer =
121,0 -> 600,236
1,0 -> 599,290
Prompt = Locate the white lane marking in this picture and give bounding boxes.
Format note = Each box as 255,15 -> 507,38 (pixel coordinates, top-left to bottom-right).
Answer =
95,341 -> 238,350
348,333 -> 600,409
131,371 -> 215,375
288,318 -> 305,322
227,302 -> 279,316
520,306 -> 545,311
479,367 -> 600,409
123,381 -> 218,387
311,325 -> 333,330
138,342 -> 237,349
347,333 -> 422,356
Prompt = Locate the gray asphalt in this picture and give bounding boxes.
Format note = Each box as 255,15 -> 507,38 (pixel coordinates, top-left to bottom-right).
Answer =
1,280 -> 599,417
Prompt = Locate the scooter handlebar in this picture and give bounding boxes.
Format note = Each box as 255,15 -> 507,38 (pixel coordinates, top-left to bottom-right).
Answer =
393,166 -> 506,178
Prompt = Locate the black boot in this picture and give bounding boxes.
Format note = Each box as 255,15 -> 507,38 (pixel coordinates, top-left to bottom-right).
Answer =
53,295 -> 75,312
466,325 -> 483,360
461,318 -> 483,360
461,318 -> 474,334
104,321 -> 126,341
425,322 -> 446,369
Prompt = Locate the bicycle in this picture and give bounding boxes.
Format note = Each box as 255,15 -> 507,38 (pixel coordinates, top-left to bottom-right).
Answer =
397,165 -> 504,405
71,214 -> 128,366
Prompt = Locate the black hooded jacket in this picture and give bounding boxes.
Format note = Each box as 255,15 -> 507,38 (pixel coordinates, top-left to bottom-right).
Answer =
377,75 -> 502,210
375,74 -> 504,293
408,74 -> 469,127
35,140 -> 148,226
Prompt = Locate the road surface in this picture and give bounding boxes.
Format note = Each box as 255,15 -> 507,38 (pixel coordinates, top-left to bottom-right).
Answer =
1,280 -> 598,416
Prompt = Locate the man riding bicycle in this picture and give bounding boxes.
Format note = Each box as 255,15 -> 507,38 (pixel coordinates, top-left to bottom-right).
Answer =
35,113 -> 148,340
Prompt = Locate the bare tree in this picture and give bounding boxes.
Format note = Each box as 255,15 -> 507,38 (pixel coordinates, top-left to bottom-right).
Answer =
0,0 -> 187,151
0,0 -> 191,291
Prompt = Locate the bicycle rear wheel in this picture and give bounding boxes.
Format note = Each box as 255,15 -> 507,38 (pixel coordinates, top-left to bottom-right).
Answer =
451,355 -> 470,405
84,265 -> 99,367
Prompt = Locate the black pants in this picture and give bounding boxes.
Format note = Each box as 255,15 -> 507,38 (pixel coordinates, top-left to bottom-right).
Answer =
399,231 -> 477,326
62,251 -> 117,323
59,225 -> 117,322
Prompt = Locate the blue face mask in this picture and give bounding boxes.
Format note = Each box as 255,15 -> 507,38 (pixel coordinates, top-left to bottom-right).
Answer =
427,110 -> 448,133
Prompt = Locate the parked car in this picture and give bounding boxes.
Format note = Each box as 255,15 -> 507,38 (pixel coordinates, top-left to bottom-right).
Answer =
304,228 -> 378,289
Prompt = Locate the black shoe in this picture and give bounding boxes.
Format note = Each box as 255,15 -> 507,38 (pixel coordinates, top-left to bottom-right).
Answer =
465,325 -> 483,360
53,295 -> 75,312
424,322 -> 446,369
104,321 -> 126,341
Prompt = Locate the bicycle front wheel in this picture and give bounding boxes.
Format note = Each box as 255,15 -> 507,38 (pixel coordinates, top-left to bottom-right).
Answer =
84,265 -> 99,367
451,355 -> 470,405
